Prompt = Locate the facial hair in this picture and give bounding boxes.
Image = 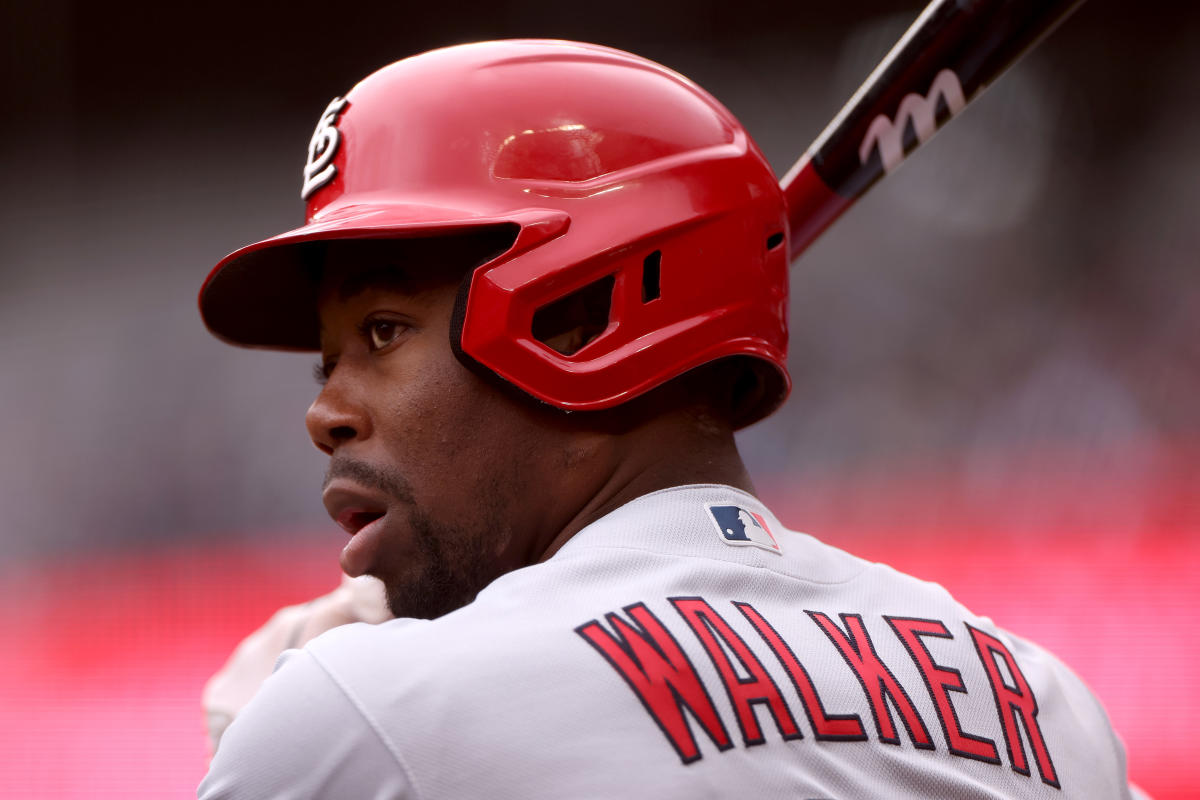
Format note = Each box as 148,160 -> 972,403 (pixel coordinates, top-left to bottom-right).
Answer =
383,506 -> 501,619
324,457 -> 510,620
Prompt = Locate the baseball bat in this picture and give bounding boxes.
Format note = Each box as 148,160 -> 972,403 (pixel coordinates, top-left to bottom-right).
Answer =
782,0 -> 1086,262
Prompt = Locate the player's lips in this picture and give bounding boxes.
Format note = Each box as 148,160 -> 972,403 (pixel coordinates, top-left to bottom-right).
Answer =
322,480 -> 393,578
334,507 -> 386,536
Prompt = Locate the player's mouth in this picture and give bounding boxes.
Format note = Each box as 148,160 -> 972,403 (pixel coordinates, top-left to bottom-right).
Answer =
335,508 -> 386,536
323,481 -> 393,577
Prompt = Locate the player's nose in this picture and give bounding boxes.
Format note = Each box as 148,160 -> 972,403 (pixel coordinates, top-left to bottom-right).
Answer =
306,376 -> 372,455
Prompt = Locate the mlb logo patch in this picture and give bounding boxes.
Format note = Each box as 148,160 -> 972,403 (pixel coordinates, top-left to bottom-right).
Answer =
707,505 -> 781,554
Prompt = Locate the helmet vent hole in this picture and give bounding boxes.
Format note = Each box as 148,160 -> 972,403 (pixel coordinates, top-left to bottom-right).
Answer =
531,275 -> 615,356
766,232 -> 784,251
642,250 -> 661,303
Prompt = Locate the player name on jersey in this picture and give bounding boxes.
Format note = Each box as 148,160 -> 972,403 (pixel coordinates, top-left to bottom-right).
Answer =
576,597 -> 1059,789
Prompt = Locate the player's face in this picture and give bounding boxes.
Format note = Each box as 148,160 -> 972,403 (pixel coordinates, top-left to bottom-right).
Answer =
305,249 -> 584,619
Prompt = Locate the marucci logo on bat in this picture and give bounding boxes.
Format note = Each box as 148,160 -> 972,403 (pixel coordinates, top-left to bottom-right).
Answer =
301,96 -> 349,200
859,68 -> 966,174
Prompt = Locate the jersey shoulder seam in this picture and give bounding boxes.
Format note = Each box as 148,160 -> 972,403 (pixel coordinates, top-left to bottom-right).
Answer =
305,645 -> 425,799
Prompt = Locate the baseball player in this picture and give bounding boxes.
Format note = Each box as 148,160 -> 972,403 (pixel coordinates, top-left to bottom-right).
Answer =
197,40 -> 1141,799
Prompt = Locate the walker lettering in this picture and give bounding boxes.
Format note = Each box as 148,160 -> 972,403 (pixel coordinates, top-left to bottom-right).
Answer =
577,598 -> 1059,791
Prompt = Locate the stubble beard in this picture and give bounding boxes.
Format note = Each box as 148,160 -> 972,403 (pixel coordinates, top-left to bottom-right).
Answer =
325,456 -> 512,620
382,506 -> 507,620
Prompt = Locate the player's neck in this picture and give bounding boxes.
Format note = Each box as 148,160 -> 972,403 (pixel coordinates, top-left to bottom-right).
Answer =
537,411 -> 753,561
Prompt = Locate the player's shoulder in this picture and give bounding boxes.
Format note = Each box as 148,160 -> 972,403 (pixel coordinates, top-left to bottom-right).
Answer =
299,559 -> 587,684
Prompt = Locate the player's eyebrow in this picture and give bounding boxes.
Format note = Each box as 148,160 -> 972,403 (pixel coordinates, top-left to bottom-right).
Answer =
335,266 -> 422,301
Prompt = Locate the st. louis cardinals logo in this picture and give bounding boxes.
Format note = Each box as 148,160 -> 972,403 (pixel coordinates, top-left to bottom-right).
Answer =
301,96 -> 349,200
859,68 -> 965,174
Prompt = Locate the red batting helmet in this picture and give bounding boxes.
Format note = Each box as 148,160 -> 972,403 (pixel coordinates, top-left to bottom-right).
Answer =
199,39 -> 790,427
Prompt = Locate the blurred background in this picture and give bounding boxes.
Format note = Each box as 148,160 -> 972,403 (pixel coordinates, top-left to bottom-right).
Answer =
2,0 -> 1195,796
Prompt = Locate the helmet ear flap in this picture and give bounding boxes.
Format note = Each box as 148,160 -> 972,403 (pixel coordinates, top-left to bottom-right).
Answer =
449,224 -> 567,409
529,276 -> 616,357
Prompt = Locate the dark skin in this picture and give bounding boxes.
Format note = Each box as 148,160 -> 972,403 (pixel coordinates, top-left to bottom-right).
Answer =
306,250 -> 754,619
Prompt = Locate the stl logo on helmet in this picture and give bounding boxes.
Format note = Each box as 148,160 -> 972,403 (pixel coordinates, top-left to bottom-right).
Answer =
301,96 -> 349,200
707,505 -> 781,554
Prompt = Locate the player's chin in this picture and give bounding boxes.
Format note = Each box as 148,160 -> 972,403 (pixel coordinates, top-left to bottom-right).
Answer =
374,527 -> 498,620
380,574 -> 480,620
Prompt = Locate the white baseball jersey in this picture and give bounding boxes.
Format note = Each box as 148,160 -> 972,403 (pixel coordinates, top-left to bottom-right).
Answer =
200,485 -> 1137,799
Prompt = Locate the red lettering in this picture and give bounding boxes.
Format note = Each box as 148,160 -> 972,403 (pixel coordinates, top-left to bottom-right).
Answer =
671,597 -> 801,746
808,611 -> 934,749
886,617 -> 1000,763
737,602 -> 867,740
967,624 -> 1060,788
576,603 -> 732,763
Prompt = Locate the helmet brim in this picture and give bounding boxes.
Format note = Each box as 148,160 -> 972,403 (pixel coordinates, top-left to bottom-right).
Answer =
198,201 -> 521,351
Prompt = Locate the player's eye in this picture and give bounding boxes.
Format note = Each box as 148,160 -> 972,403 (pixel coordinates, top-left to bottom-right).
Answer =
360,317 -> 406,352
